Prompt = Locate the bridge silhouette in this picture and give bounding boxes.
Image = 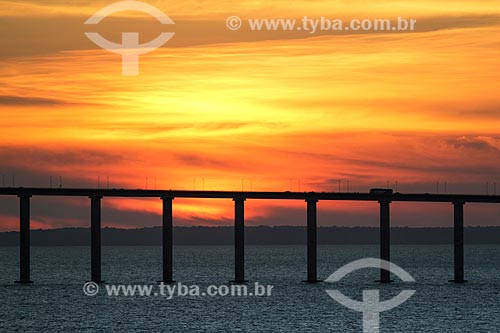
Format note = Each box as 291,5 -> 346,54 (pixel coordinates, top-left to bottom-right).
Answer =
1,187 -> 499,284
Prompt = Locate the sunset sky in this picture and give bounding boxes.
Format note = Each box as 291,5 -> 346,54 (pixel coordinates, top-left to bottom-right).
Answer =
1,0 -> 500,231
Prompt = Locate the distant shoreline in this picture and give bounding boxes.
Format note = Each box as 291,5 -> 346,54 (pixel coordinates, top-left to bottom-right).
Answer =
1,226 -> 500,246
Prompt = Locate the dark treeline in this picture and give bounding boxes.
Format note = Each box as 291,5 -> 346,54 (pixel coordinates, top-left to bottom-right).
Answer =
1,226 -> 500,246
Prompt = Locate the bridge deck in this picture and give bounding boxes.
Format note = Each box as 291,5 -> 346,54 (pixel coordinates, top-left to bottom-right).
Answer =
0,187 -> 499,203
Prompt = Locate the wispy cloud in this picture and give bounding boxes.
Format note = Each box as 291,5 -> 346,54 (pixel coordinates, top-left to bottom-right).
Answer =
0,95 -> 96,106
1,0 -> 500,230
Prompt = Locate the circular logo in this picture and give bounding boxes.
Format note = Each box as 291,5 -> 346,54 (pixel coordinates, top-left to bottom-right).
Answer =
324,258 -> 416,332
83,282 -> 100,296
226,16 -> 243,31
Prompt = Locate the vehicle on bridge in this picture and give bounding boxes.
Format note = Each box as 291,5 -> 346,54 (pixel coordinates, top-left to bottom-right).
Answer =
369,188 -> 394,195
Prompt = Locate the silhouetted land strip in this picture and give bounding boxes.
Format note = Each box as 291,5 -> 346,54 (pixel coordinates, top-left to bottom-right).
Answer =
1,226 -> 500,246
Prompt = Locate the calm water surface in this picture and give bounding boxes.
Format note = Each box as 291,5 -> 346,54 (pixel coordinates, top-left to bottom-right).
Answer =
1,245 -> 500,332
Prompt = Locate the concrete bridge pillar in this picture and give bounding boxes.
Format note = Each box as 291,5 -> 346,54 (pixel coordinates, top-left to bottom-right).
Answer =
378,200 -> 393,283
90,196 -> 103,283
15,195 -> 32,284
450,202 -> 467,283
232,198 -> 246,283
161,196 -> 174,283
304,199 -> 321,283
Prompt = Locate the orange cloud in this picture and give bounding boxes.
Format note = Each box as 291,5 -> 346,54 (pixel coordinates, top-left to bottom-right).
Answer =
1,1 -> 500,230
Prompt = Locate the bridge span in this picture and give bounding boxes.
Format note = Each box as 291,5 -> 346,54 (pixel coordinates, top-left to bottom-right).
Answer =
1,187 -> 499,284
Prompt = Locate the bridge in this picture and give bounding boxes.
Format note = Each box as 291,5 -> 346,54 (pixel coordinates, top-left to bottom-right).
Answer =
1,187 -> 499,284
